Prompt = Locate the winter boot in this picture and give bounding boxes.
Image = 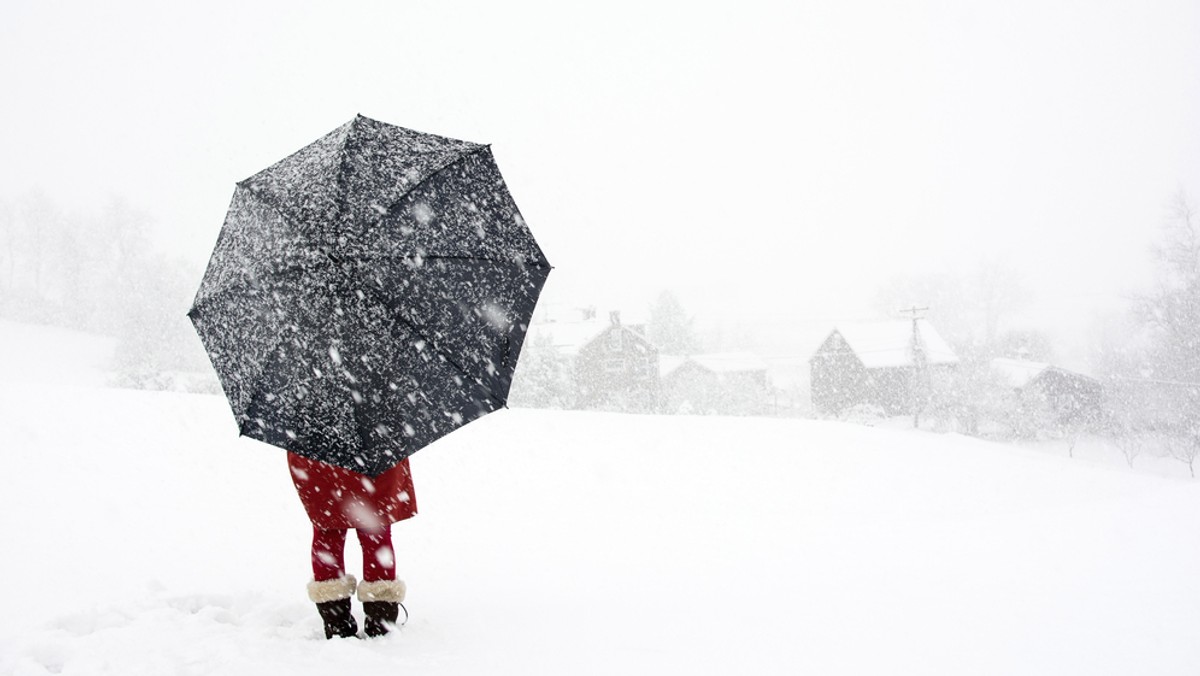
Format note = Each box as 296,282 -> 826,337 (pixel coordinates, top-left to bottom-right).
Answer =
357,579 -> 406,637
308,575 -> 358,639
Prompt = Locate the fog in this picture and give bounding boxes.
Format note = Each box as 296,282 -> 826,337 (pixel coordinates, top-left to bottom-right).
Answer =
3,0 -> 1199,369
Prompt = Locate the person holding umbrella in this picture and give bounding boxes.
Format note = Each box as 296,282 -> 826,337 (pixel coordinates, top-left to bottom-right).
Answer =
289,450 -> 416,638
189,115 -> 550,640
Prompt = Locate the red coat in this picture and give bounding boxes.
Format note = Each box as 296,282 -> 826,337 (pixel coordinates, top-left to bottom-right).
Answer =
287,452 -> 418,530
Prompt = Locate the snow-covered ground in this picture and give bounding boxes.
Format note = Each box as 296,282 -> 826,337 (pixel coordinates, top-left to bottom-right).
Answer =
0,320 -> 115,388
4,324 -> 1200,675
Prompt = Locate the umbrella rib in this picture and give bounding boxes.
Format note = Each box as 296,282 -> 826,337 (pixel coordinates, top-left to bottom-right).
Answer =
239,333 -> 289,428
190,266 -> 316,423
340,252 -> 551,269
378,146 -> 491,219
420,254 -> 550,267
351,280 -> 511,407
375,146 -> 550,268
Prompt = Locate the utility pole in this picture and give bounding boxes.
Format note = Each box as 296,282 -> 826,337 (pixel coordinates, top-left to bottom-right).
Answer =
900,305 -> 929,429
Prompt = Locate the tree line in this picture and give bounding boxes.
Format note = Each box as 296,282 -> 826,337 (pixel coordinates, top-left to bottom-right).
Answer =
0,191 -> 209,388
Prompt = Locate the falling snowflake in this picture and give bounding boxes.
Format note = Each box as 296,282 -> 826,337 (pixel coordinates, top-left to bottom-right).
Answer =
412,202 -> 434,225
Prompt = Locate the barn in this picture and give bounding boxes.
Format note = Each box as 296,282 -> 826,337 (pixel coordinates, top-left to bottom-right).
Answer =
523,309 -> 660,412
809,319 -> 959,416
990,357 -> 1104,427
660,352 -> 769,415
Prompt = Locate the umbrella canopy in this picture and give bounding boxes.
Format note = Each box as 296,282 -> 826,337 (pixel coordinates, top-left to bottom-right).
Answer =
189,115 -> 551,476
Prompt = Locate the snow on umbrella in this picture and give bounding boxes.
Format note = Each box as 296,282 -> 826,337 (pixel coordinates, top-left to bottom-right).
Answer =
188,115 -> 551,476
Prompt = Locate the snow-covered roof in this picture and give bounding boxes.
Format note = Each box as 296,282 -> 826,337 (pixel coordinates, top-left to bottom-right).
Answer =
525,316 -> 650,357
660,352 -> 768,378
990,357 -> 1050,389
689,352 -> 769,373
825,319 -> 958,369
990,358 -> 1099,389
659,355 -> 688,378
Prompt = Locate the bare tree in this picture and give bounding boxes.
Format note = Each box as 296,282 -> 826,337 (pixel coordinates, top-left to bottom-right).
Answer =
975,257 -> 1033,348
1154,191 -> 1200,284
873,259 -> 1031,355
874,271 -> 971,346
1167,433 -> 1200,478
647,289 -> 699,354
1137,190 -> 1200,384
508,333 -> 575,409
1114,430 -> 1143,469
17,190 -> 59,302
110,253 -> 208,389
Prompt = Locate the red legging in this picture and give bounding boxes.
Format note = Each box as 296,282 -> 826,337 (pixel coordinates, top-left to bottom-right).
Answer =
311,526 -> 396,582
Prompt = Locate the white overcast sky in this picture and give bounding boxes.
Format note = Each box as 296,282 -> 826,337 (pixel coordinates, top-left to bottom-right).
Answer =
2,0 -> 1198,359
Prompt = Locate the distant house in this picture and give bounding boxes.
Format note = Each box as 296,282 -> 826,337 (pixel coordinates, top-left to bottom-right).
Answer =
990,358 -> 1103,427
660,352 -> 769,415
809,319 -> 958,416
524,309 -> 660,412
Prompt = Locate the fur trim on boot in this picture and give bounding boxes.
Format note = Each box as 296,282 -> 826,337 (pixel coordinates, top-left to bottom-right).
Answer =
307,575 -> 358,603
357,579 -> 406,603
358,580 -> 406,637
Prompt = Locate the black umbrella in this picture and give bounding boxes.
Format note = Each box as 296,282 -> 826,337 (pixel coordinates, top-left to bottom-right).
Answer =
188,115 -> 551,476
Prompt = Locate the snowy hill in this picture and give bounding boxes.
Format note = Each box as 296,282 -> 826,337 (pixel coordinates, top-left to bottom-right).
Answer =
3,392 -> 1199,674
2,327 -> 1200,674
0,319 -> 115,386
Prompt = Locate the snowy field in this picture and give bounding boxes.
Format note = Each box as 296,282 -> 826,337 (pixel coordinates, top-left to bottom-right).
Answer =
4,324 -> 1200,675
